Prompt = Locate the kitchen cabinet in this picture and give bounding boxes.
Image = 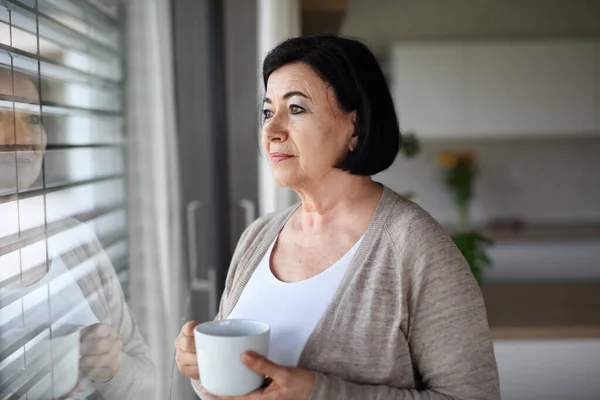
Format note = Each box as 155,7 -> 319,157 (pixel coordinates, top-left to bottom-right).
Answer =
390,40 -> 599,140
482,282 -> 600,340
465,41 -> 595,136
391,44 -> 464,138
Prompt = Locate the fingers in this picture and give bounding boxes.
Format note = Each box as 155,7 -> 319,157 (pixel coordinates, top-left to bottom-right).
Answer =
78,324 -> 122,383
80,345 -> 121,367
182,321 -> 199,337
80,349 -> 121,382
175,335 -> 196,353
80,335 -> 122,356
174,323 -> 199,380
242,352 -> 286,381
175,349 -> 198,368
200,386 -> 267,400
81,323 -> 115,340
80,356 -> 111,374
178,364 -> 200,380
80,364 -> 114,382
175,346 -> 199,379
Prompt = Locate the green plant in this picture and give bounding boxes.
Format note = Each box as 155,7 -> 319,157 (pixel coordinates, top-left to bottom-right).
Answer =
437,149 -> 493,283
451,231 -> 493,284
437,150 -> 477,229
400,131 -> 421,158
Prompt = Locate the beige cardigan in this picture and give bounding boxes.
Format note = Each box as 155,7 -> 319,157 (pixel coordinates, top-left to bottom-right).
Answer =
59,218 -> 156,399
193,186 -> 500,399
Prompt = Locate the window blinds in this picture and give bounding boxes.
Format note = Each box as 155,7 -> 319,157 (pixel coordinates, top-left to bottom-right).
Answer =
0,0 -> 126,397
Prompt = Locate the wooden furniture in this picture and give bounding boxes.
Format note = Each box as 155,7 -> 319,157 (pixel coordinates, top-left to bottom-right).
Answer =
481,282 -> 600,340
445,223 -> 600,244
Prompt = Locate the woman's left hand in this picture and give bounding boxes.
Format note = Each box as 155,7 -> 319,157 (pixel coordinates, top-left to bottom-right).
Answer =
79,323 -> 123,383
201,351 -> 315,400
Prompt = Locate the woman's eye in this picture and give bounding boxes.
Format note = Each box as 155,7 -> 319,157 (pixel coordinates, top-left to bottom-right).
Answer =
262,109 -> 274,120
25,114 -> 41,125
289,105 -> 305,114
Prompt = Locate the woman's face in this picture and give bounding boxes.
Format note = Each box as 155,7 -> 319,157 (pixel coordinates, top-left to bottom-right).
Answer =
0,69 -> 47,194
262,62 -> 356,189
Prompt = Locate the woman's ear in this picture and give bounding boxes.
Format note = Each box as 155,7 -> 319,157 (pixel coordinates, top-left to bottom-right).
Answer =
348,111 -> 358,152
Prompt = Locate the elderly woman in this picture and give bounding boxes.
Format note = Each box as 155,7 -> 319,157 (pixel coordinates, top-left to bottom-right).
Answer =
175,35 -> 499,400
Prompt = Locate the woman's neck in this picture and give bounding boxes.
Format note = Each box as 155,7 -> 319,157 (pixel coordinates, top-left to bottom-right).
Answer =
293,174 -> 382,232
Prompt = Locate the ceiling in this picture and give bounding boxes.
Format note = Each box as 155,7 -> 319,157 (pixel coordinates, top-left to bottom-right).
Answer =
337,0 -> 600,57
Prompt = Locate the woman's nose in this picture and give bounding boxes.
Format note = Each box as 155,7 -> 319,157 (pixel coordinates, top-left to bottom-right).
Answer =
263,113 -> 288,143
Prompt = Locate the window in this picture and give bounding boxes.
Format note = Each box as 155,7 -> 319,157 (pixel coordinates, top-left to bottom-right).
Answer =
0,0 -> 127,397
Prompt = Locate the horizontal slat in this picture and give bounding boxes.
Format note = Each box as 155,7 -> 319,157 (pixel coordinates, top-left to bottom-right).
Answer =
42,147 -> 125,187
0,173 -> 124,205
0,43 -> 121,86
0,143 -> 122,151
87,0 -> 119,22
45,143 -> 123,150
0,99 -> 122,117
42,113 -> 124,146
5,0 -> 120,60
38,0 -> 120,49
0,202 -> 124,257
0,94 -> 122,116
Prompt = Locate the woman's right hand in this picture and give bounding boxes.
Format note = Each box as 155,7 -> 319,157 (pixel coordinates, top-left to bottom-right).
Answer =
174,321 -> 200,380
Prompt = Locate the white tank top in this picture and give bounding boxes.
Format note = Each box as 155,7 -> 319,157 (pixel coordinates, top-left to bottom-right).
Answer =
228,235 -> 363,366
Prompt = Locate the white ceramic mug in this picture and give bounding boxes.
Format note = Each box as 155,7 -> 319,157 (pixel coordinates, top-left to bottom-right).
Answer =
194,319 -> 270,396
5,324 -> 81,399
47,324 -> 81,399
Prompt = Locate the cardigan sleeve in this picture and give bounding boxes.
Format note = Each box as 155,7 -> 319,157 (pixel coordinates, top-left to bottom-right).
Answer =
63,217 -> 156,399
88,233 -> 157,399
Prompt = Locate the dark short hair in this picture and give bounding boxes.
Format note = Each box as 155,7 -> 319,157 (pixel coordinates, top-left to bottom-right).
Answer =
262,35 -> 401,176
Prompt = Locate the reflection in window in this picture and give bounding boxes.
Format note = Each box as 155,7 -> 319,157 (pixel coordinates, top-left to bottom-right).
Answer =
0,1 -> 154,398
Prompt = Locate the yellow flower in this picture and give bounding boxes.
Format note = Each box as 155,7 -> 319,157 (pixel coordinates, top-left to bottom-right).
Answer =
437,151 -> 457,168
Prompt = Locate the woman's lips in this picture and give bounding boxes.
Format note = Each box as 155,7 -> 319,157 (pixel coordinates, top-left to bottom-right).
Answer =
270,153 -> 294,163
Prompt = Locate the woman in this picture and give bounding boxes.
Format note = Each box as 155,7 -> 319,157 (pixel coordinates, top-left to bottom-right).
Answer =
175,35 -> 500,400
